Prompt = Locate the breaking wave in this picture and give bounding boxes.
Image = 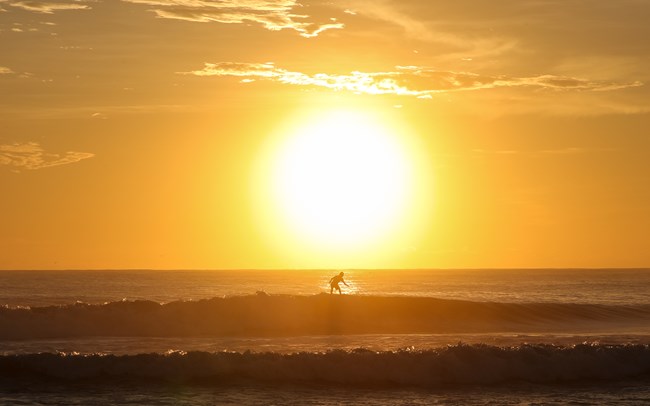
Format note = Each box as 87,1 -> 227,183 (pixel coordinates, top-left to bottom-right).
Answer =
2,344 -> 650,387
2,294 -> 650,339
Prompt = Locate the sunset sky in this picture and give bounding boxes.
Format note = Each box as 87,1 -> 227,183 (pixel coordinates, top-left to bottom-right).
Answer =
1,0 -> 649,270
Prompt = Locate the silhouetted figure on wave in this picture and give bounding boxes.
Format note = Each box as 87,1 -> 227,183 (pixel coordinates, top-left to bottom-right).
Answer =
329,272 -> 349,294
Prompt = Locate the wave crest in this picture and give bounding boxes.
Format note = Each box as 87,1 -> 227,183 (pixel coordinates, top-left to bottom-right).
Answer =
2,294 -> 650,339
2,344 -> 650,386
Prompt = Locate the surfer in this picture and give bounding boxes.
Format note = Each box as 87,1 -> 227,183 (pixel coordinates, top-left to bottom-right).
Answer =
329,271 -> 349,295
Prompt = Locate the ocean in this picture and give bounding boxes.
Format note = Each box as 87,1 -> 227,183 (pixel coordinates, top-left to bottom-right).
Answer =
2,269 -> 650,405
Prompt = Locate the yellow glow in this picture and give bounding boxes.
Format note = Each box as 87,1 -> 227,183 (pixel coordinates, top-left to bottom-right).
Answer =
264,110 -> 415,251
256,109 -> 429,266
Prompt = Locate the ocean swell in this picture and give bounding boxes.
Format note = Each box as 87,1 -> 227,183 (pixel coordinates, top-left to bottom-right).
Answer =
2,294 -> 650,339
2,344 -> 650,386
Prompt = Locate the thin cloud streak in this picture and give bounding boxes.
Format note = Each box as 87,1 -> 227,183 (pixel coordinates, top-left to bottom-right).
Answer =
180,62 -> 643,97
1,0 -> 93,13
472,147 -> 617,156
0,66 -> 14,74
337,0 -> 518,60
121,0 -> 344,37
0,142 -> 94,171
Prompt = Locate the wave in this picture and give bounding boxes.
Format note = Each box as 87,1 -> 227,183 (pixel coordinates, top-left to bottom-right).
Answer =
2,344 -> 650,386
2,294 -> 650,339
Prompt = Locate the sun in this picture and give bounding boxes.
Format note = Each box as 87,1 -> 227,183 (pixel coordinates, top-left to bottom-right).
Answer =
267,110 -> 413,248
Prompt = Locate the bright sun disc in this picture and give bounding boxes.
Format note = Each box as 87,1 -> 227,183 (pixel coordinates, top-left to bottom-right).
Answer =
270,111 -> 412,247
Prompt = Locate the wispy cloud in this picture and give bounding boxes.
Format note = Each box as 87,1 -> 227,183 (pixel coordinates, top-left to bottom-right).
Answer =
180,62 -> 643,97
472,149 -> 519,155
472,147 -> 616,156
336,0 -> 518,61
121,0 -> 343,37
537,147 -> 585,155
0,66 -> 14,74
0,142 -> 94,171
91,112 -> 108,119
0,0 -> 93,13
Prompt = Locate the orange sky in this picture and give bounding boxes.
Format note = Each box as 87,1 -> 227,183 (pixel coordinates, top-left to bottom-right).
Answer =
1,0 -> 649,269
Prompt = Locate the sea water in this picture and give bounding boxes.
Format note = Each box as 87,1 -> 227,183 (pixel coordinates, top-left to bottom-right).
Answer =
3,268 -> 650,306
2,269 -> 650,405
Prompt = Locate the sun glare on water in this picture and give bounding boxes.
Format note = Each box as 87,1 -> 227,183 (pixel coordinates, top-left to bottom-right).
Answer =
264,110 -> 416,251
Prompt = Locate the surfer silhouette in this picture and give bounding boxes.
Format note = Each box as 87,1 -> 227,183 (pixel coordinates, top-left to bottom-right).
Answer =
329,271 -> 349,294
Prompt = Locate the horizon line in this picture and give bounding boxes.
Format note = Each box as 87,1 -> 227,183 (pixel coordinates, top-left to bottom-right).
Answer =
2,267 -> 650,272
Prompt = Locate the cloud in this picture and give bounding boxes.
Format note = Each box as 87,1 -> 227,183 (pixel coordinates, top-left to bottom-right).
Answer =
472,147 -> 616,156
121,0 -> 344,37
180,62 -> 644,97
0,66 -> 14,74
334,0 -> 517,60
0,142 -> 94,171
1,1 -> 93,13
472,149 -> 519,155
537,147 -> 585,155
